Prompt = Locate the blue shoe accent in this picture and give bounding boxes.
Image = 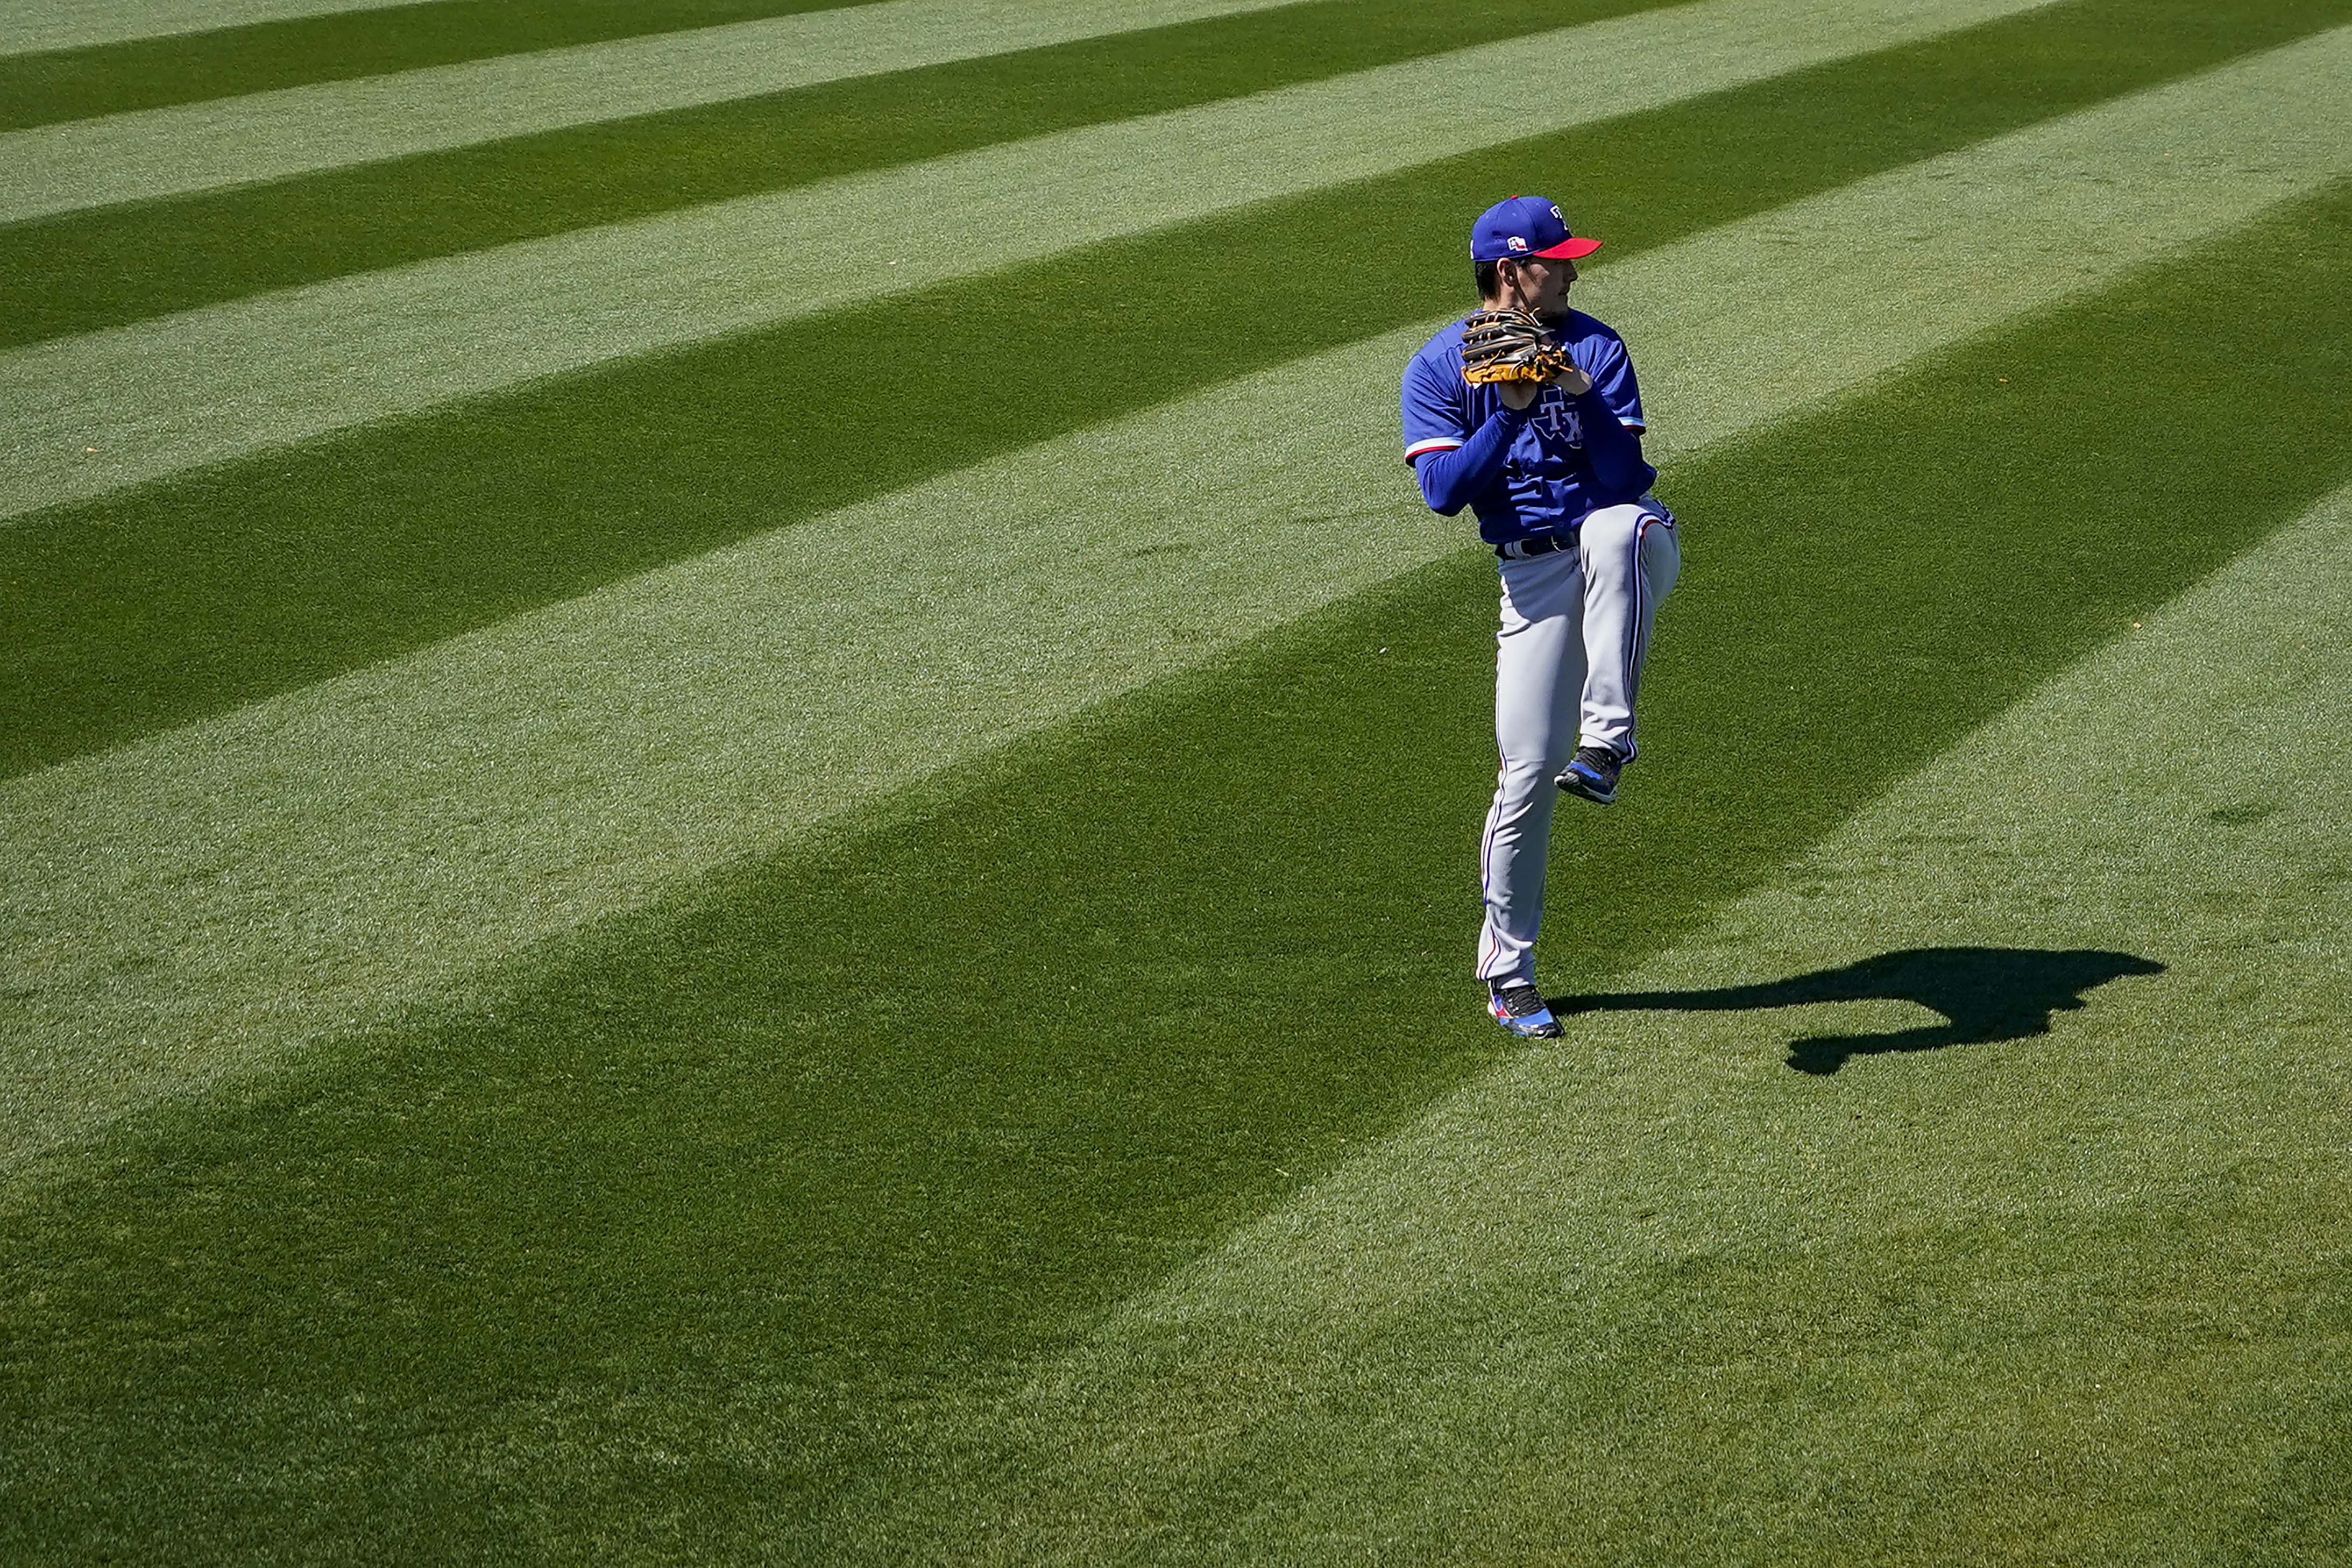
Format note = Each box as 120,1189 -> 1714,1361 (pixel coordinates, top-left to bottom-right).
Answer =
1489,981 -> 1563,1039
1556,745 -> 1623,805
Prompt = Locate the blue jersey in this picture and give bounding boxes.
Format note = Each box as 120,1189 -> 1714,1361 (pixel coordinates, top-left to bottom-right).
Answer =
1401,309 -> 1648,546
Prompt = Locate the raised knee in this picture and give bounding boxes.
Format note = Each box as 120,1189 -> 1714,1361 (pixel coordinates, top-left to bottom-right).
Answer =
1579,503 -> 1646,547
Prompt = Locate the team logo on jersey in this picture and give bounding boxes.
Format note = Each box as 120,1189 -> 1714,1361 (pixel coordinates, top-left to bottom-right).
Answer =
1532,385 -> 1585,446
1505,235 -> 1528,252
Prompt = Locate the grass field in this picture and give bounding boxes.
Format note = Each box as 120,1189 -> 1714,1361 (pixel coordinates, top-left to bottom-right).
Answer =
3,1 -> 2349,1562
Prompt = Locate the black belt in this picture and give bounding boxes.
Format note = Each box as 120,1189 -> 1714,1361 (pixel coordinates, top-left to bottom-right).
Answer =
1495,531 -> 1575,561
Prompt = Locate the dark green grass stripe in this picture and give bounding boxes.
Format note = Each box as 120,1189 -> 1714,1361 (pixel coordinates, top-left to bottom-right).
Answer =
4,182 -> 2347,1562
0,0 -> 1667,350
0,0 -> 888,132
4,0 -> 2343,784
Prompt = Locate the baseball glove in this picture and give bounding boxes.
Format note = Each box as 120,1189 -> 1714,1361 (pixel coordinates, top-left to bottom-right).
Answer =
1460,307 -> 1574,386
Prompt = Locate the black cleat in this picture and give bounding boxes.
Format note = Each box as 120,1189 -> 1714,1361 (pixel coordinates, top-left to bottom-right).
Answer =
1488,981 -> 1563,1039
1556,744 -> 1624,805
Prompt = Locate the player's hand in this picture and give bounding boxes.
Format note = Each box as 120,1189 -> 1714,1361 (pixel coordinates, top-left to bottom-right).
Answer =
1499,362 -> 1592,409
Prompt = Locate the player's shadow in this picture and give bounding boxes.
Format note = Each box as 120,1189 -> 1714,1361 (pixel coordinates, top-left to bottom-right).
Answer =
1551,947 -> 2165,1075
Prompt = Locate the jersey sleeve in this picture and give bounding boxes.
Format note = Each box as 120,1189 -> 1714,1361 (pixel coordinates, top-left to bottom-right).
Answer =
1586,330 -> 1646,431
1401,347 -> 1470,463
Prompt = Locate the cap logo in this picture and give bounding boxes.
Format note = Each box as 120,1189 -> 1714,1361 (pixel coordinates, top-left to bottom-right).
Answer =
1506,235 -> 1528,253
1550,204 -> 1564,221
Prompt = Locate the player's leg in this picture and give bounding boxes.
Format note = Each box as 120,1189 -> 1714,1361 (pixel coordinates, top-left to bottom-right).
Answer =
1564,499 -> 1680,799
1476,550 -> 1585,998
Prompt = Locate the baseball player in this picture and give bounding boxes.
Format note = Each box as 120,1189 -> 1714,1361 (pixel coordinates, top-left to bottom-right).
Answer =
1401,195 -> 1681,1040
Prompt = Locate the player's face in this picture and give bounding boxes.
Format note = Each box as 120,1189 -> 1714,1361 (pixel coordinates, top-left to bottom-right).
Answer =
1501,256 -> 1577,321
1526,256 -> 1577,318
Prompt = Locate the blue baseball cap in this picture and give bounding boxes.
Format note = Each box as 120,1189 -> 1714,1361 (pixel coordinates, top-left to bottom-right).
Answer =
1470,195 -> 1603,262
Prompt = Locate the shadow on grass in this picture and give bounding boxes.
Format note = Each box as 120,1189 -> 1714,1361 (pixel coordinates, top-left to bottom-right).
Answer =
1552,947 -> 2166,1075
11,172 -> 2350,1553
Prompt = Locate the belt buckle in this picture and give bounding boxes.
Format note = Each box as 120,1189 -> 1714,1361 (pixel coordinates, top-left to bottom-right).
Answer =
1501,532 -> 1568,561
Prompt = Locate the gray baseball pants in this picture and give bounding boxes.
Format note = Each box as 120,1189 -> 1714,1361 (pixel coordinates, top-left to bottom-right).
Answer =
1476,500 -> 1680,986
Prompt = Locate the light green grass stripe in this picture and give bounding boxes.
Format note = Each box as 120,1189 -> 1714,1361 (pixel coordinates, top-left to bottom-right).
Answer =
2,47 -> 2346,1180
0,0 -> 1298,222
834,477 -> 2352,1564
0,0 -> 2053,523
1,0 -> 410,56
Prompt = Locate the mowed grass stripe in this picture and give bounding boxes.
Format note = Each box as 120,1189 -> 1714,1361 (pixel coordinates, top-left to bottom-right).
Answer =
837,485 -> 2352,1565
4,63 -> 2348,1179
0,0 -> 1667,349
0,0 -> 888,130
0,0 -> 2059,516
3,188 -> 2346,1560
0,1 -> 2343,769
0,0 -> 1333,222
0,0 -> 413,55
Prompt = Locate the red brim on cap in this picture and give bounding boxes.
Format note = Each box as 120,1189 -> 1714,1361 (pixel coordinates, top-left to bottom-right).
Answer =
1532,236 -> 1602,259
